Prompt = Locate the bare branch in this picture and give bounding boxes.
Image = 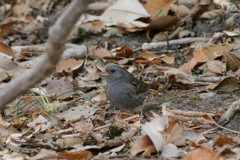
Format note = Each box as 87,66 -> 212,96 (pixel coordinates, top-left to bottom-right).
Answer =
0,0 -> 90,111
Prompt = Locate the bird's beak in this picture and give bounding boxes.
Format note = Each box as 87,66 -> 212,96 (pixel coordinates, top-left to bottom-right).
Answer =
100,71 -> 108,77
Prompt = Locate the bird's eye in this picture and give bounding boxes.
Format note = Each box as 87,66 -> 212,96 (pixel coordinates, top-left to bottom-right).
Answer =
110,69 -> 115,73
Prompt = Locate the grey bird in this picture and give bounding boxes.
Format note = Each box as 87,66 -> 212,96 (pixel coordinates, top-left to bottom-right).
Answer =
102,65 -> 149,111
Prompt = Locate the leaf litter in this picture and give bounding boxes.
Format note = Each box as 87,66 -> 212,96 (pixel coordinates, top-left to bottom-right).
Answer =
0,0 -> 240,159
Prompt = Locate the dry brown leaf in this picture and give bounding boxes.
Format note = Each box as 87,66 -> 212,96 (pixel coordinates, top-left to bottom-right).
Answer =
170,4 -> 190,18
137,115 -> 185,157
0,68 -> 9,82
130,135 -> 157,157
93,48 -> 112,58
213,134 -> 237,147
141,115 -> 168,152
179,43 -> 233,71
80,20 -> 105,33
82,60 -> 101,81
27,115 -> 52,133
29,149 -> 57,160
206,77 -> 238,93
166,119 -> 186,146
185,131 -> 207,144
100,0 -> 149,29
147,15 -> 178,31
0,21 -> 16,37
164,68 -> 195,84
206,60 -> 226,74
29,0 -> 52,13
134,52 -> 160,65
182,146 -> 227,160
161,143 -> 183,158
111,45 -> 134,58
0,43 -> 14,57
179,30 -> 195,39
71,120 -> 93,138
57,104 -> 97,124
46,77 -> 74,100
160,54 -> 175,66
224,52 -> 240,71
144,0 -> 177,17
56,59 -> 84,72
0,55 -> 19,70
58,150 -> 93,160
91,92 -> 107,104
0,124 -> 19,137
55,137 -> 85,148
200,8 -> 225,19
13,3 -> 32,16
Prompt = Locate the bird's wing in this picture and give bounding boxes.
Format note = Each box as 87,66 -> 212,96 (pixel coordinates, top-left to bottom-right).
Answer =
129,77 -> 149,94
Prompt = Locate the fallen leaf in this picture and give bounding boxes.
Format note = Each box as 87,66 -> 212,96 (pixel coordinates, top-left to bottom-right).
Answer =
0,43 -> 14,57
27,115 -> 52,133
179,43 -> 233,71
58,150 -> 93,160
170,4 -> 190,18
111,45 -> 134,58
206,60 -> 226,74
144,0 -> 177,17
200,8 -> 225,19
141,115 -> 168,152
100,0 -> 150,29
46,77 -> 74,100
130,135 -> 157,157
183,146 -> 226,160
13,3 -> 32,16
161,143 -> 183,158
93,48 -> 112,58
0,55 -> 19,70
57,104 -> 97,123
206,77 -> 238,93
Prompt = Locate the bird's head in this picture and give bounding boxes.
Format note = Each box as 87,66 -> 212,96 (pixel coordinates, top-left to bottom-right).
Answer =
102,65 -> 132,83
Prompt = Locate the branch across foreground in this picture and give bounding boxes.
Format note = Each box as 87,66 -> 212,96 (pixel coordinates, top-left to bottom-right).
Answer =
0,0 -> 90,111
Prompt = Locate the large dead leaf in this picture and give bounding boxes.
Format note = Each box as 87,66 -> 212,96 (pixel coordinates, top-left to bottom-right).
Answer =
57,104 -> 97,123
100,0 -> 150,30
13,3 -> 32,16
0,43 -> 14,57
164,68 -> 195,84
57,150 -> 93,160
0,21 -> 16,37
56,59 -> 84,75
147,15 -> 178,31
144,0 -> 177,17
0,124 -> 20,137
170,4 -> 190,18
46,77 -> 74,100
29,149 -> 57,160
206,77 -> 238,93
206,60 -> 226,74
200,8 -> 225,19
93,48 -> 112,58
111,45 -> 134,58
27,115 -> 52,133
54,137 -> 85,148
179,43 -> 233,71
224,52 -> 240,71
133,114 -> 185,157
0,55 -> 19,70
183,146 -> 227,160
82,60 -> 101,81
130,135 -> 157,157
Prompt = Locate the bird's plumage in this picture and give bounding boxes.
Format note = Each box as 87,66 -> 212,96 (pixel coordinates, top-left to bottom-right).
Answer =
104,65 -> 149,111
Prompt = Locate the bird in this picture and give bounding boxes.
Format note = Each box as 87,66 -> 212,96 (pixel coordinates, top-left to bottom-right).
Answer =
101,65 -> 149,112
